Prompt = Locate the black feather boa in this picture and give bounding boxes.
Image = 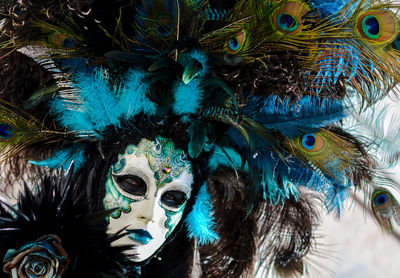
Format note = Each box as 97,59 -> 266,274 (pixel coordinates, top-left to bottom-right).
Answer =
0,169 -> 138,278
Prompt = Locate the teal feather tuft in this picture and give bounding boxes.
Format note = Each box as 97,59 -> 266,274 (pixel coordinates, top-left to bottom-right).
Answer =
184,183 -> 219,245
29,145 -> 85,172
208,146 -> 246,173
173,79 -> 203,115
117,69 -> 157,118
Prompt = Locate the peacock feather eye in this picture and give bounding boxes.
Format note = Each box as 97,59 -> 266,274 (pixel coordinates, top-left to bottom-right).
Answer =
375,193 -> 389,206
0,122 -> 16,141
372,190 -> 390,209
362,15 -> 380,39
49,32 -> 78,49
299,133 -> 326,153
272,1 -> 310,34
356,10 -> 398,46
277,12 -> 298,33
226,30 -> 247,54
154,17 -> 175,37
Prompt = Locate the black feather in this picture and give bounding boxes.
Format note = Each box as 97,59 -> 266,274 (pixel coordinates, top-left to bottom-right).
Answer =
0,169 -> 135,277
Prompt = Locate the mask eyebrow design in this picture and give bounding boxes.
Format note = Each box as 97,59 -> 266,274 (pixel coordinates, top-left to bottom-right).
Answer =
113,166 -> 151,183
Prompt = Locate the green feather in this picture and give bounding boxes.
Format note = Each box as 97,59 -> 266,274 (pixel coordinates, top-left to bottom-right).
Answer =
0,102 -> 61,160
371,187 -> 400,232
284,129 -> 359,183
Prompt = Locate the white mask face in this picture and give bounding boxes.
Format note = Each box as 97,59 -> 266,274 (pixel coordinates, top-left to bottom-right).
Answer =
103,136 -> 193,262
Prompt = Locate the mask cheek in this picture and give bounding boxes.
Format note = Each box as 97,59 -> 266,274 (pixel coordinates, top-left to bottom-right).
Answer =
103,176 -> 133,221
163,204 -> 186,239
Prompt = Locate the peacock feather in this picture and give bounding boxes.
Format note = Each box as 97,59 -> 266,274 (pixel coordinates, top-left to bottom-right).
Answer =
308,0 -> 400,102
129,0 -> 205,53
284,129 -> 358,185
0,102 -> 62,160
371,187 -> 400,232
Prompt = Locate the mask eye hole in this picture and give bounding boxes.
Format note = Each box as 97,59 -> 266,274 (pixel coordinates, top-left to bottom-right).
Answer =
161,190 -> 187,208
114,175 -> 147,196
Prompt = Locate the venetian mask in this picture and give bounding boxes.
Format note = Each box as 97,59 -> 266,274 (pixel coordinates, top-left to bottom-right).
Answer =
103,136 -> 193,262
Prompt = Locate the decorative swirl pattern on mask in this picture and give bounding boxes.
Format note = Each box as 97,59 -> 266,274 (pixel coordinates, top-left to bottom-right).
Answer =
164,205 -> 186,239
112,156 -> 126,174
125,136 -> 192,188
103,169 -> 135,221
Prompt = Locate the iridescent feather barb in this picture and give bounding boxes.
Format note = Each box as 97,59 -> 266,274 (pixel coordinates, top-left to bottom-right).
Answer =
0,12 -> 84,57
309,0 -> 400,102
197,0 -> 400,102
0,102 -> 61,161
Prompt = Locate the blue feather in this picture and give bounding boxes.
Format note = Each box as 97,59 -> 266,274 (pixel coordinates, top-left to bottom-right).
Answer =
309,40 -> 374,94
187,50 -> 208,73
202,7 -> 229,21
52,67 -> 156,136
50,98 -> 99,138
174,50 -> 208,115
74,68 -> 120,130
173,79 -> 203,115
226,127 -> 300,203
242,95 -> 347,137
228,123 -> 350,213
288,160 -> 350,215
185,183 -> 219,245
208,146 -> 246,173
310,0 -> 348,17
29,145 -> 86,172
117,69 -> 156,118
248,151 -> 300,204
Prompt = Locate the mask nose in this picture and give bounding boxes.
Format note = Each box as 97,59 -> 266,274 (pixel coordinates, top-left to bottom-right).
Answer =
136,196 -> 156,223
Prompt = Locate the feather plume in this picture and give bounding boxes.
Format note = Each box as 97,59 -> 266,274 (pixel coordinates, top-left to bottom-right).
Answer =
242,95 -> 347,137
184,182 -> 219,245
371,187 -> 400,232
284,129 -> 357,184
0,102 -> 60,160
131,0 -> 204,53
51,66 -> 156,137
308,0 -> 400,102
342,96 -> 400,168
29,145 -> 86,172
116,69 -> 157,118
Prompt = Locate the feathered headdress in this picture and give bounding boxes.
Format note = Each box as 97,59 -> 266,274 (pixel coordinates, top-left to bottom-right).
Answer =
0,0 -> 400,276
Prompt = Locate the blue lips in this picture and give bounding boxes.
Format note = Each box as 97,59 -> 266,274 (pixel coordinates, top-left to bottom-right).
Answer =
126,229 -> 153,244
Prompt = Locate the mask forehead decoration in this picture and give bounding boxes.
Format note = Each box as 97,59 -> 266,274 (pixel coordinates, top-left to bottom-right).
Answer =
122,136 -> 192,188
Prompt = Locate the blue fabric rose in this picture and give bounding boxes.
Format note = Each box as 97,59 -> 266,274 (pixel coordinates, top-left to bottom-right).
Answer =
3,234 -> 69,278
